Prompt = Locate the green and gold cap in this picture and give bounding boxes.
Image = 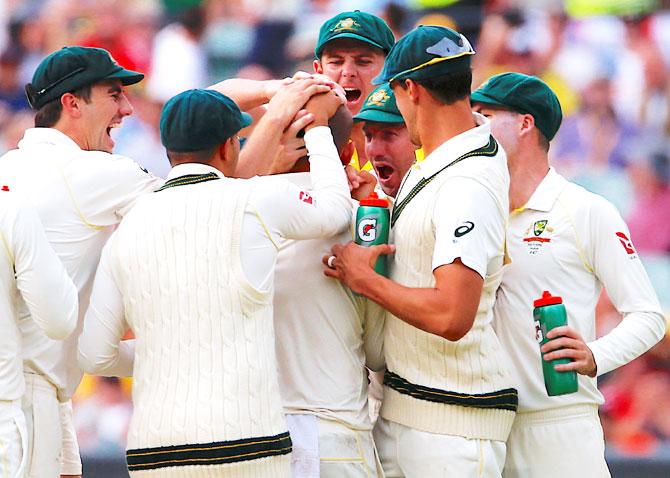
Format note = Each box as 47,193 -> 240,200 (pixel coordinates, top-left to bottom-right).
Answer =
353,84 -> 403,124
160,89 -> 252,152
471,72 -> 563,140
26,46 -> 144,110
373,25 -> 474,85
315,11 -> 395,59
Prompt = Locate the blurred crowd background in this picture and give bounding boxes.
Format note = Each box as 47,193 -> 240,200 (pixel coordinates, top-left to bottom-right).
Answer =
1,0 -> 670,467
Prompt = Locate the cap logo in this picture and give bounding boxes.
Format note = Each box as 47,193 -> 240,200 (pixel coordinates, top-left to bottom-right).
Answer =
332,18 -> 360,32
426,37 -> 458,57
366,89 -> 390,107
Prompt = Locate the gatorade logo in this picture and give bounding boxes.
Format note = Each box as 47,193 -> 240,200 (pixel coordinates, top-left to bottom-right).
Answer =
358,218 -> 377,242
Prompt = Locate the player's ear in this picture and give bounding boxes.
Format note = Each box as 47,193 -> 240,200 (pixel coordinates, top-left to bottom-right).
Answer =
406,79 -> 420,104
520,113 -> 535,137
313,60 -> 323,74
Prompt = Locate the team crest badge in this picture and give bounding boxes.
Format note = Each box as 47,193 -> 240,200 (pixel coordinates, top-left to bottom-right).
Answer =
523,219 -> 553,254
332,18 -> 360,32
367,89 -> 390,107
533,220 -> 548,236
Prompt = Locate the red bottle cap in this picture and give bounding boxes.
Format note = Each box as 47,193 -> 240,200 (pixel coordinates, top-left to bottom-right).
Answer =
359,192 -> 388,207
533,290 -> 563,307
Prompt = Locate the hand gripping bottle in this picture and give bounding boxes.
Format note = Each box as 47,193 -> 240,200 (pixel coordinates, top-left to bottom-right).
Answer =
533,291 -> 579,396
355,192 -> 390,277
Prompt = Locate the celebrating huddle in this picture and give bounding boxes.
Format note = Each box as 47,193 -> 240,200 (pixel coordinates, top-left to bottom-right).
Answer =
0,9 -> 666,478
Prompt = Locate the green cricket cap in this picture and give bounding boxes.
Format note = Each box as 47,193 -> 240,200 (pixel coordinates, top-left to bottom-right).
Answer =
471,72 -> 563,141
25,46 -> 144,110
353,84 -> 403,124
373,25 -> 474,85
315,11 -> 395,59
160,89 -> 252,153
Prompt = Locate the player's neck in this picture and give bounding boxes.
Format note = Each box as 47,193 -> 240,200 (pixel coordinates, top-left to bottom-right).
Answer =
350,124 -> 367,167
509,151 -> 550,211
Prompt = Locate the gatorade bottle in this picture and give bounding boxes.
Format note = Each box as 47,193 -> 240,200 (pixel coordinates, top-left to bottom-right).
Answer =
533,291 -> 579,396
355,192 -> 390,277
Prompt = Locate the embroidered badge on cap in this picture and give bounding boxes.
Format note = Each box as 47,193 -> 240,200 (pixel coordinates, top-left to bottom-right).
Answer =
366,88 -> 390,107
332,18 -> 360,32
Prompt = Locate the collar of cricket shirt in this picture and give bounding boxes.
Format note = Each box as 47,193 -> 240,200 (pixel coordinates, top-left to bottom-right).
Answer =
519,167 -> 569,213
416,112 -> 493,179
18,128 -> 84,151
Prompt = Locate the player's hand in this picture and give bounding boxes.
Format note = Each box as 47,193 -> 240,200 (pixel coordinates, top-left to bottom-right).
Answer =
346,166 -> 377,200
542,326 -> 598,377
266,78 -> 332,128
304,91 -> 346,126
323,242 -> 395,294
269,111 -> 314,174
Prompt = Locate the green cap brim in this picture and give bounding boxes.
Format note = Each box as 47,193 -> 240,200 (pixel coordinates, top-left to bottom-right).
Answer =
240,112 -> 253,128
353,109 -> 404,124
107,67 -> 145,86
317,33 -> 384,58
470,90 -> 509,109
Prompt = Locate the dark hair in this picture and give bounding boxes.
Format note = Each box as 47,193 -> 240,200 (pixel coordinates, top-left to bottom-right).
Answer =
166,146 -> 219,166
34,84 -> 93,127
538,132 -> 550,153
396,69 -> 472,105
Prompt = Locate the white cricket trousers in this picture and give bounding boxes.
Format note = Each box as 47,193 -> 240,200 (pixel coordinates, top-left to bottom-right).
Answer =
374,417 -> 506,477
287,415 -> 382,477
21,373 -> 60,477
503,404 -> 610,478
0,400 -> 28,478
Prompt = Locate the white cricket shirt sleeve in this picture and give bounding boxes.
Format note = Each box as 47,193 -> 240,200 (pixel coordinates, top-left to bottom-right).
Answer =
80,153 -> 164,225
13,200 -> 78,340
584,197 -> 666,376
362,299 -> 386,372
432,177 -> 505,278
249,126 -> 351,241
77,236 -> 135,377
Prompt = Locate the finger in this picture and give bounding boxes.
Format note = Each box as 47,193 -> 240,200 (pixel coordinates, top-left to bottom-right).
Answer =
543,348 -> 583,362
286,113 -> 315,137
540,337 -> 582,353
303,84 -> 332,98
322,254 -> 333,266
553,362 -> 583,372
292,71 -> 313,80
546,326 -> 580,340
372,244 -> 396,256
323,267 -> 341,279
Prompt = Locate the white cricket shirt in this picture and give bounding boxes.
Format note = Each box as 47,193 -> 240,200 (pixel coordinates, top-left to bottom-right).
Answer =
0,191 -> 77,401
273,172 -> 385,431
493,168 -> 666,413
0,128 -> 163,399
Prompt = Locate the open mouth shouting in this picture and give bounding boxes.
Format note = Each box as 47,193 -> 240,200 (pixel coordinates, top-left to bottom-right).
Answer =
344,88 -> 362,103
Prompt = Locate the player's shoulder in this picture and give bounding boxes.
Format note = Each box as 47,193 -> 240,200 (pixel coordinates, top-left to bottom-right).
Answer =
74,150 -> 157,182
562,180 -> 619,215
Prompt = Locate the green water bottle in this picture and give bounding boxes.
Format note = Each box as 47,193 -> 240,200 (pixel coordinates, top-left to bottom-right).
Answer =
533,291 -> 579,396
355,192 -> 390,277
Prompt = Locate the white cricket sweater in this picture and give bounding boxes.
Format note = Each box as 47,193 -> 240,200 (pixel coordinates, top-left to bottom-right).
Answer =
381,120 -> 517,442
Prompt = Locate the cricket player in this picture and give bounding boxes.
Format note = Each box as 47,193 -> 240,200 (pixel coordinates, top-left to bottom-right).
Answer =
78,88 -> 351,476
352,83 -> 419,422
471,72 -> 666,478
0,190 -> 78,478
324,26 -> 516,477
355,83 -> 417,198
314,11 -> 395,171
272,83 -> 416,477
0,46 -> 164,476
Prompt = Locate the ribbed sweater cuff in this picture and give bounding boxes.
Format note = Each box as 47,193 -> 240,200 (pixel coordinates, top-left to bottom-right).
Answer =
381,387 -> 515,442
128,455 -> 290,477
